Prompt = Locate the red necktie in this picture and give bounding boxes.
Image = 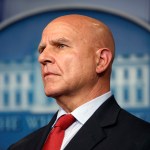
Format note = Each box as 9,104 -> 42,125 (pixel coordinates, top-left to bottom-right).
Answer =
43,114 -> 76,150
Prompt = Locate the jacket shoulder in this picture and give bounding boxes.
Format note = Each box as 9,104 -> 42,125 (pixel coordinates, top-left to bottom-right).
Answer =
119,109 -> 150,130
118,109 -> 150,147
8,125 -> 47,150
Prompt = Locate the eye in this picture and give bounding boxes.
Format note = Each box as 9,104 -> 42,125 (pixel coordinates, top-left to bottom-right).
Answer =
38,45 -> 46,54
57,43 -> 66,49
39,48 -> 44,54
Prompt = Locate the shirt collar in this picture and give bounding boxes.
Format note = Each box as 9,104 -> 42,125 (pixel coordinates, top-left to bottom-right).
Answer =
56,91 -> 112,125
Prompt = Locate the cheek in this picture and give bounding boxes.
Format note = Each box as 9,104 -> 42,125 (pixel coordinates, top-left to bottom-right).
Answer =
57,51 -> 97,82
58,54 -> 82,78
62,56 -> 80,73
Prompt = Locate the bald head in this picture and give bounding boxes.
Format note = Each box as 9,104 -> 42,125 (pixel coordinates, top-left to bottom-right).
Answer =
39,14 -> 115,109
44,14 -> 115,60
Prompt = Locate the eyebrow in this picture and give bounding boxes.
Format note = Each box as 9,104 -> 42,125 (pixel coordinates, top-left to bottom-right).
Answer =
38,37 -> 71,53
50,37 -> 71,45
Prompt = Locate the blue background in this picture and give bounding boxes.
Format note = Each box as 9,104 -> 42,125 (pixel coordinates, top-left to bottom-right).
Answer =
0,8 -> 150,150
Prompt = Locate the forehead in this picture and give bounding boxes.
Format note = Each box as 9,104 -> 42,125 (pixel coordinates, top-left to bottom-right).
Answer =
40,18 -> 102,47
42,21 -> 80,38
41,19 -> 100,44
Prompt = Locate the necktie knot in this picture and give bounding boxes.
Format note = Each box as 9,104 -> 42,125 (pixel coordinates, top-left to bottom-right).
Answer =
43,114 -> 76,150
55,114 -> 76,130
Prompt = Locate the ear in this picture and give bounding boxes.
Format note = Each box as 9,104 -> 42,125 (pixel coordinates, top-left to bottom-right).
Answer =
95,48 -> 112,73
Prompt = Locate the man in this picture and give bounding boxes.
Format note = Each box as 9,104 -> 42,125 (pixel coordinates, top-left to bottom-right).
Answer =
8,14 -> 150,150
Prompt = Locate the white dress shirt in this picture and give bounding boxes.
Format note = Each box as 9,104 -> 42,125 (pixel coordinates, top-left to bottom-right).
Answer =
54,91 -> 112,150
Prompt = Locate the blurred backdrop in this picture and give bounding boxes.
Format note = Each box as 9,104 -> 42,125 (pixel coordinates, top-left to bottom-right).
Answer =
0,0 -> 150,150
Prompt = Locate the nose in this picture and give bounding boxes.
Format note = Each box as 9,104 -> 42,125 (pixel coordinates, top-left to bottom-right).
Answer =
38,48 -> 55,65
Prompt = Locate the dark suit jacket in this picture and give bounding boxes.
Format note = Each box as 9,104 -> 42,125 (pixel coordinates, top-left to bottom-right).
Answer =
8,96 -> 150,150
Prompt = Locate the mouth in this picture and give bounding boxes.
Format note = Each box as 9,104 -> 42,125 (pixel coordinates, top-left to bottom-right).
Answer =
43,72 -> 59,78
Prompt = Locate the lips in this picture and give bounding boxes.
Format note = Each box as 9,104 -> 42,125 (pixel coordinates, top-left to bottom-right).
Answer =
43,72 -> 60,79
44,72 -> 56,77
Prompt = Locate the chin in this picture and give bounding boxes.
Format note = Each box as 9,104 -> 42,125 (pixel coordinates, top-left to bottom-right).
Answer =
44,88 -> 62,98
45,91 -> 57,98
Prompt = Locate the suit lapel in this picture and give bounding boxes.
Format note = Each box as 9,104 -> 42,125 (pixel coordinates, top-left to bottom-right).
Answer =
64,116 -> 106,150
35,112 -> 58,150
65,96 -> 121,150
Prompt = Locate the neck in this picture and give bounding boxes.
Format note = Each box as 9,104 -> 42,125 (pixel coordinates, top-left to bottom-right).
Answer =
55,81 -> 110,113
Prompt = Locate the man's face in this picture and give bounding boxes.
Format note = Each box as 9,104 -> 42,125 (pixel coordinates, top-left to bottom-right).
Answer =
38,21 -> 98,98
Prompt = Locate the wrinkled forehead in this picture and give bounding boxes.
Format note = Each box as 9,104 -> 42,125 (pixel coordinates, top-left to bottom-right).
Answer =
42,20 -> 96,42
42,18 -> 103,43
41,21 -> 83,44
43,20 -> 80,35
